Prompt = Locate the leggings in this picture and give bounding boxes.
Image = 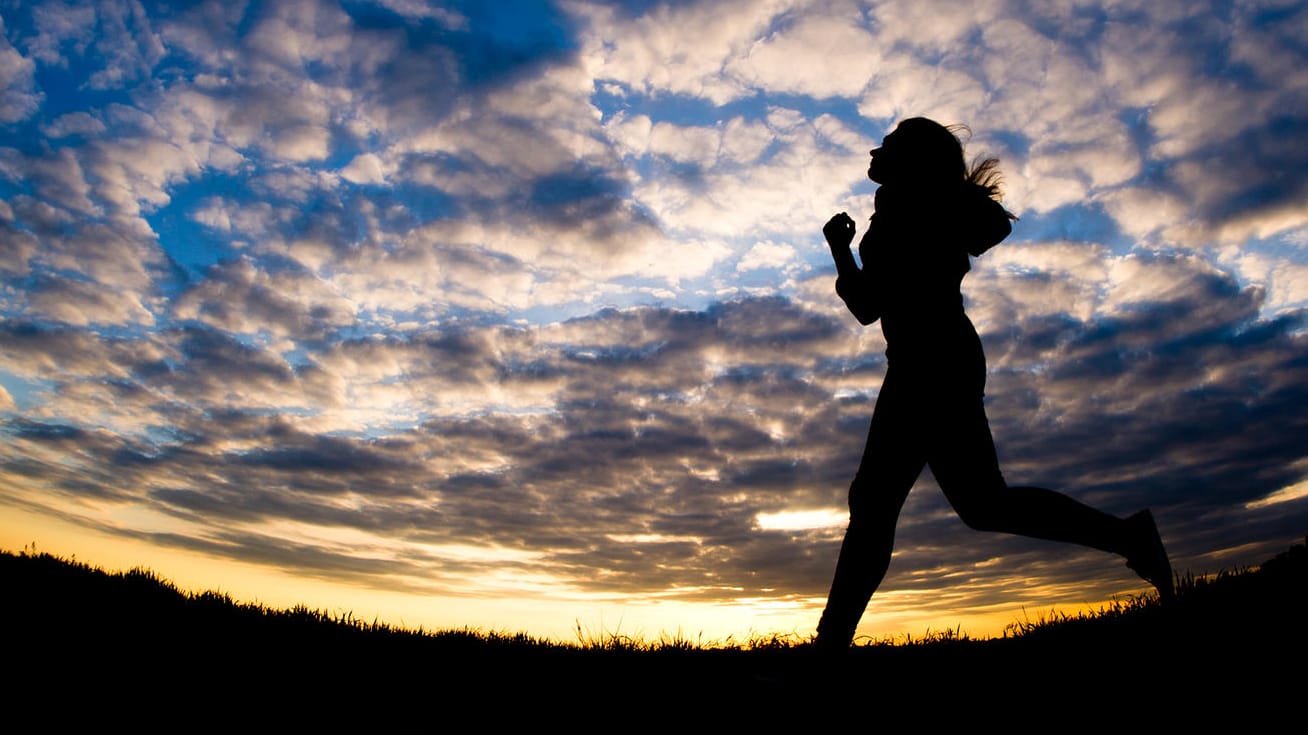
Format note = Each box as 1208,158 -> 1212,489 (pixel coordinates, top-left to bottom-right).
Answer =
816,358 -> 1130,646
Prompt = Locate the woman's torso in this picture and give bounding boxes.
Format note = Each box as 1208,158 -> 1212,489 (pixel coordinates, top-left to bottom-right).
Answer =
859,184 -> 984,374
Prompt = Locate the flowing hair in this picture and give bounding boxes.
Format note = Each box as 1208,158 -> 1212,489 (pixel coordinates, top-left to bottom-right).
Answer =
946,123 -> 1017,220
899,118 -> 1017,220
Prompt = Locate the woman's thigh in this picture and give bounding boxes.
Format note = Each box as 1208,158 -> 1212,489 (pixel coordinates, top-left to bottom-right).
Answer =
848,371 -> 927,522
925,392 -> 1008,514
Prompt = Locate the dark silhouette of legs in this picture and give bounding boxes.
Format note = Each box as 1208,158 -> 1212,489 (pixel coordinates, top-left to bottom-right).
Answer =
926,389 -> 1129,555
816,367 -> 925,649
816,363 -> 1170,650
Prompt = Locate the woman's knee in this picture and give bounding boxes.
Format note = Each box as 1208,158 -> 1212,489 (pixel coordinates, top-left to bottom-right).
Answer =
847,473 -> 911,525
941,475 -> 1011,532
953,499 -> 1006,532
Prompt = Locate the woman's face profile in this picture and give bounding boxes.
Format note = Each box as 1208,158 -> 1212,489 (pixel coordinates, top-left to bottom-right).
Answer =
867,130 -> 901,184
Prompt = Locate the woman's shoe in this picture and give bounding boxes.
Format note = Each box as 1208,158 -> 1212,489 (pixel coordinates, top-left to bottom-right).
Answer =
1125,509 -> 1174,602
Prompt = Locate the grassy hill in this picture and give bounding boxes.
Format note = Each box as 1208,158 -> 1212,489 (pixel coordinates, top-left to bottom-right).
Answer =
4,540 -> 1304,724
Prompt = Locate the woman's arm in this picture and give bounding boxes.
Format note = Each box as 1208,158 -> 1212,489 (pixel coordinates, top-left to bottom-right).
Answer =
823,212 -> 880,325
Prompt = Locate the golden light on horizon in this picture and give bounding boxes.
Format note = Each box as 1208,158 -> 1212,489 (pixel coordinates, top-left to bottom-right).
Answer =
1,497 -> 1163,646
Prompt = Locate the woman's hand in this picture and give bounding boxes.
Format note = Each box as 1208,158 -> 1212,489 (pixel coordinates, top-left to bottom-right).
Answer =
824,211 -> 877,324
824,212 -> 856,250
824,211 -> 861,279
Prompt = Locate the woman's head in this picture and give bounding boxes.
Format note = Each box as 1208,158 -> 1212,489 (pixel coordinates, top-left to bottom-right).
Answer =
867,117 -> 967,186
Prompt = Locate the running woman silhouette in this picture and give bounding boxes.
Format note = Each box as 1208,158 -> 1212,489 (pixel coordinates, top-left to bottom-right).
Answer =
815,117 -> 1173,650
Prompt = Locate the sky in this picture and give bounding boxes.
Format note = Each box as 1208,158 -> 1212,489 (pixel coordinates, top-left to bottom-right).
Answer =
2,0 -> 1307,643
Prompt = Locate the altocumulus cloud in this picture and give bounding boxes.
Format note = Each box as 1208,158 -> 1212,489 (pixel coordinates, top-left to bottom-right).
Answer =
1,0 -> 1307,636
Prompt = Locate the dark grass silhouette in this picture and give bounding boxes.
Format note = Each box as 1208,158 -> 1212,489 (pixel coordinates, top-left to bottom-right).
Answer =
4,541 -> 1304,724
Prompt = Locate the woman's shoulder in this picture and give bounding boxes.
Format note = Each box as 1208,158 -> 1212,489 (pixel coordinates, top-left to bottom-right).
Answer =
955,185 -> 1012,255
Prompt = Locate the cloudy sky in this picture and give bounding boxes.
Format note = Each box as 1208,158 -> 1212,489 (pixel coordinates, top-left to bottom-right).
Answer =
2,0 -> 1307,641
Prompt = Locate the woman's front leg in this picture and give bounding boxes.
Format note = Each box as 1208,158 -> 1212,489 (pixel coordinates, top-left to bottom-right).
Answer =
816,374 -> 925,648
